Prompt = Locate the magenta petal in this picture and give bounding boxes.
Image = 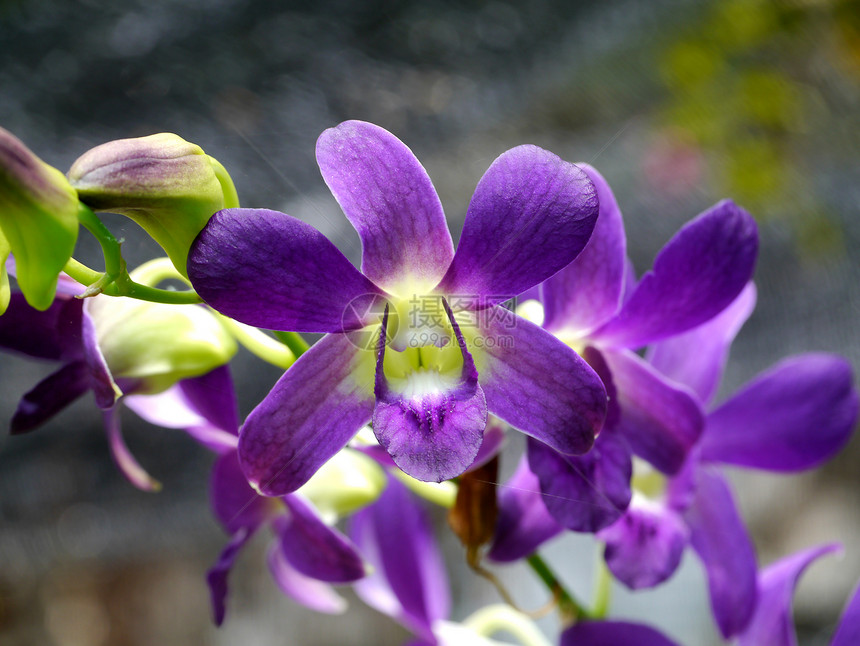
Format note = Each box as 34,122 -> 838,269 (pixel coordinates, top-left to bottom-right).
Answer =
832,580 -> 860,646
598,501 -> 689,590
738,543 -> 841,646
188,208 -> 387,333
701,354 -> 858,472
350,477 -> 449,641
685,467 -> 757,638
648,282 -> 756,405
542,164 -> 627,336
10,361 -> 89,434
210,451 -> 274,534
176,366 -> 238,434
487,456 -> 563,563
561,621 -> 681,646
603,349 -> 704,475
81,302 -> 119,409
591,200 -> 758,348
238,332 -> 375,496
437,146 -> 598,304
207,527 -> 254,626
274,496 -> 365,583
527,432 -> 632,533
373,304 -> 487,482
103,406 -> 160,492
316,121 -> 454,290
266,541 -> 347,614
474,306 -> 606,456
0,293 -> 83,360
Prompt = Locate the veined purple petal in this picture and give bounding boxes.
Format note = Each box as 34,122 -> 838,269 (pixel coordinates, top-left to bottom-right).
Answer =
266,541 -> 348,614
598,500 -> 689,590
350,477 -> 449,641
102,406 -> 161,492
473,306 -> 606,456
685,467 -> 757,638
0,292 -> 83,361
10,361 -> 89,434
561,621 -> 681,646
188,208 -> 387,333
832,580 -> 860,646
487,456 -> 563,562
373,303 -> 487,482
437,146 -> 598,305
648,282 -> 756,405
590,200 -> 758,349
602,349 -> 704,475
207,527 -> 254,626
738,543 -> 841,646
527,431 -> 632,533
274,495 -> 365,583
316,120 -> 454,291
238,332 -> 375,496
542,164 -> 627,336
177,366 -> 238,434
701,354 -> 858,472
210,451 -> 276,534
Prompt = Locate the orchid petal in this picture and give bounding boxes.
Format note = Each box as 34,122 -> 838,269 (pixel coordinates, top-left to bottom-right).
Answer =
591,200 -> 758,348
316,120 -> 454,291
373,304 -> 487,482
188,207 -> 386,333
738,543 -> 841,646
207,527 -> 254,626
473,306 -> 606,456
685,467 -> 757,638
210,451 -> 275,534
273,495 -> 365,583
648,282 -> 756,405
598,500 -> 689,590
102,406 -> 161,492
487,456 -> 563,563
542,164 -> 627,336
266,541 -> 348,614
832,580 -> 860,646
0,292 -> 82,361
10,361 -> 89,434
437,146 -> 598,304
81,302 -> 121,408
561,621 -> 681,646
602,349 -> 704,474
701,354 -> 858,472
350,477 -> 449,640
527,430 -> 632,533
238,332 -> 376,496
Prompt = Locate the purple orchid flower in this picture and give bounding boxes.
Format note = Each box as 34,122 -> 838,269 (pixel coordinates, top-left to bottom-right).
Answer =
187,120 -> 607,494
737,543 -> 860,646
516,165 -> 758,536
0,273 -> 236,490
207,447 -> 367,625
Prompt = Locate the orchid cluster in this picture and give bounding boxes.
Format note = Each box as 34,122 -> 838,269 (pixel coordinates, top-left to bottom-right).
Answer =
0,119 -> 858,645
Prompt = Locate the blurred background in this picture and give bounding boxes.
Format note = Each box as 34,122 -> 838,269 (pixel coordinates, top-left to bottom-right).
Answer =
1,0 -> 859,644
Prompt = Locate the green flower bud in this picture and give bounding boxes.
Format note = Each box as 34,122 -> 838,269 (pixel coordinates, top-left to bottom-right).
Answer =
87,279 -> 238,395
68,133 -> 238,278
0,127 -> 79,311
298,449 -> 386,520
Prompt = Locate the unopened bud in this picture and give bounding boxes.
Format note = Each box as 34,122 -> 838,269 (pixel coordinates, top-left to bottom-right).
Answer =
86,276 -> 237,395
68,133 -> 238,277
0,127 -> 79,310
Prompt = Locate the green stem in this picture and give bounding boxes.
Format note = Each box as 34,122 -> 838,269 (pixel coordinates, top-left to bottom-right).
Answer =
591,547 -> 612,619
76,202 -> 122,281
220,317 -> 295,369
526,553 -> 592,624
62,258 -> 103,286
272,330 -> 310,357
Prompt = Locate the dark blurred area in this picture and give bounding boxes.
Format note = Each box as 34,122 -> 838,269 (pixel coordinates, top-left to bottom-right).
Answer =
1,0 -> 859,644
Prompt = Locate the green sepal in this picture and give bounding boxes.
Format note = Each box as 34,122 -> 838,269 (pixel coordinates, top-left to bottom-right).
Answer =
0,127 -> 79,311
